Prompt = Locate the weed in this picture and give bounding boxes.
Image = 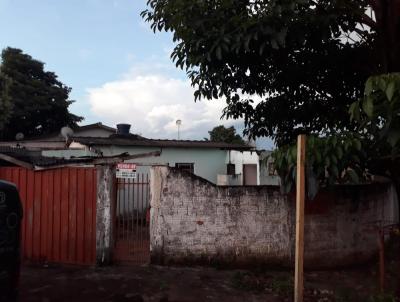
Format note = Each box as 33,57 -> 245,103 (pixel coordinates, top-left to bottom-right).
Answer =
270,276 -> 293,296
159,281 -> 169,291
335,287 -> 360,302
368,292 -> 397,302
231,271 -> 265,292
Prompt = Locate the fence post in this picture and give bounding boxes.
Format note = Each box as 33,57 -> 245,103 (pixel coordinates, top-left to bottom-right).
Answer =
96,164 -> 115,265
294,134 -> 306,302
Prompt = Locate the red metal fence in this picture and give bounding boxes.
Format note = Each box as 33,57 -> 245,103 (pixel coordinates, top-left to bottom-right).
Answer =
0,167 -> 97,265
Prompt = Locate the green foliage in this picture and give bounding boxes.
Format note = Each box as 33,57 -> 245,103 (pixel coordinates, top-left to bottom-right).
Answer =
159,280 -> 169,291
270,73 -> 400,195
335,287 -> 361,302
141,0 -> 400,146
272,133 -> 367,196
230,271 -> 265,292
0,47 -> 83,140
270,276 -> 293,296
142,0 -> 400,192
208,125 -> 245,145
350,73 -> 400,155
368,293 -> 397,302
0,73 -> 12,130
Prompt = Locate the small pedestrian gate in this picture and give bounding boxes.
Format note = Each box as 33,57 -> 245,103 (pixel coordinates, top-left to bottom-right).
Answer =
114,173 -> 150,264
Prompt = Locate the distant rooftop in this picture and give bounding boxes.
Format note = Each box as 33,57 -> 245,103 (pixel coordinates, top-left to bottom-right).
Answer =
75,122 -> 116,133
71,135 -> 252,151
0,122 -> 252,151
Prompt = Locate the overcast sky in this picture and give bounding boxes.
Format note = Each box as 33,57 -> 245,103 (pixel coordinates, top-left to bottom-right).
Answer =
0,0 -> 273,148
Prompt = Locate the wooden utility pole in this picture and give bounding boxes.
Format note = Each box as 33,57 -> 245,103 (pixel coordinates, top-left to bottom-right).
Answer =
294,134 -> 306,302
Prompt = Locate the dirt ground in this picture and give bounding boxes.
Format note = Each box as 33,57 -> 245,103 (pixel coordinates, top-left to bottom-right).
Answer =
18,257 -> 400,302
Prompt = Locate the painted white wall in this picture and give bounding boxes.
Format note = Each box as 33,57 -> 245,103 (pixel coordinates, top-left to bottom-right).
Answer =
108,146 -> 228,184
43,144 -> 279,186
223,150 -> 260,185
44,145 -> 228,184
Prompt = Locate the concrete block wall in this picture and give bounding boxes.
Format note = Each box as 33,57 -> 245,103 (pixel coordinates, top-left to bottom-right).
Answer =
150,166 -> 398,268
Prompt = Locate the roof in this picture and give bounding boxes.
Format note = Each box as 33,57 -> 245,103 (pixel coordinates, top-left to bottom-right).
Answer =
0,122 -> 117,143
75,122 -> 116,133
0,146 -> 162,169
71,135 -> 252,150
0,146 -> 87,167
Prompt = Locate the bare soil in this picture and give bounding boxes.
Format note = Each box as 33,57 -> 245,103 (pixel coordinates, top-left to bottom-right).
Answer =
18,258 -> 399,302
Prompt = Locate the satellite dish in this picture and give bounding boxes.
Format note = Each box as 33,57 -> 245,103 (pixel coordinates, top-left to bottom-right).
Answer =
61,126 -> 74,140
15,132 -> 24,141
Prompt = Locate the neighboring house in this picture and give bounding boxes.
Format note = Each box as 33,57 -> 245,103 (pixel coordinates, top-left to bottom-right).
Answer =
0,122 -> 117,150
61,127 -> 253,185
259,150 -> 280,186
217,150 -> 260,185
0,122 -> 279,186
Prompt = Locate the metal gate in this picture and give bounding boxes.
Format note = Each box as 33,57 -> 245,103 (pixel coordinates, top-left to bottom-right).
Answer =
0,167 -> 97,265
114,173 -> 150,264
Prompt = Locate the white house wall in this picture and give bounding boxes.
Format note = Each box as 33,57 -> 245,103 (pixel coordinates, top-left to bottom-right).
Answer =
90,145 -> 228,184
225,150 -> 260,185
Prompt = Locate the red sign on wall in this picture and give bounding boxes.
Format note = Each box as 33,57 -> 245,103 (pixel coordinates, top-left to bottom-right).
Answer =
116,163 -> 137,179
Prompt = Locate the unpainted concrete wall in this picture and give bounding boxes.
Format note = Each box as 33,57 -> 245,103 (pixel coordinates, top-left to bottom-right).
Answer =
150,166 -> 398,268
96,165 -> 115,265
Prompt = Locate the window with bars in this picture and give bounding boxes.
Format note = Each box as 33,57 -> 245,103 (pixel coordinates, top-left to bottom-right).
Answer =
268,162 -> 277,176
227,163 -> 235,176
175,163 -> 194,174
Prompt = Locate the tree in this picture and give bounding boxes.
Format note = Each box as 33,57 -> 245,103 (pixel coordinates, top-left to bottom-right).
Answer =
0,47 -> 83,140
271,73 -> 400,196
207,125 -> 245,144
142,0 -> 400,146
0,73 -> 12,131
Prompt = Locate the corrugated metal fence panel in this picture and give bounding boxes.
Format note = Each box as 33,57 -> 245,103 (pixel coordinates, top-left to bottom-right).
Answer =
0,167 -> 97,265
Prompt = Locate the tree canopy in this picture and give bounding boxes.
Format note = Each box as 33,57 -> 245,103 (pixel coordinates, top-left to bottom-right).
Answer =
207,125 -> 245,144
142,0 -> 400,146
0,47 -> 82,140
273,73 -> 400,196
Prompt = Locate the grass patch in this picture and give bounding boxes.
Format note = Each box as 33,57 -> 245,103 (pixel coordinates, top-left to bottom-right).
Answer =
368,292 -> 397,302
270,276 -> 293,296
230,271 -> 266,292
335,287 -> 361,302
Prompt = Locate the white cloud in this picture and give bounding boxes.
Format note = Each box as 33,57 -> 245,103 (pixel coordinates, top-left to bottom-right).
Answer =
87,70 -> 241,140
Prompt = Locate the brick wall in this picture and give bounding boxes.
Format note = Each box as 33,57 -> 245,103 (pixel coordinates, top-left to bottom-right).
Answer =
150,166 -> 398,268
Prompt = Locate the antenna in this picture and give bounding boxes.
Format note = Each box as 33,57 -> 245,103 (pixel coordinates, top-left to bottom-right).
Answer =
176,119 -> 182,140
60,126 -> 74,143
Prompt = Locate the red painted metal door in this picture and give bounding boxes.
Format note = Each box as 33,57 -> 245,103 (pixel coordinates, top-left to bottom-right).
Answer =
0,167 -> 97,265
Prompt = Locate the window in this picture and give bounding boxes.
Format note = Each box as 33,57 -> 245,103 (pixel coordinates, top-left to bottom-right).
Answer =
227,163 -> 235,176
175,163 -> 194,174
268,162 -> 277,176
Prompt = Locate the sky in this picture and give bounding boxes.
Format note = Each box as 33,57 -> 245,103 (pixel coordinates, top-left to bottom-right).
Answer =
0,0 -> 273,149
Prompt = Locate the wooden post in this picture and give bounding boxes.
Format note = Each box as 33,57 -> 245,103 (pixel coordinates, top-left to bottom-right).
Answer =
294,134 -> 306,302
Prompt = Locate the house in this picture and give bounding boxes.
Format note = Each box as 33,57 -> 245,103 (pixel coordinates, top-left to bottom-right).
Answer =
0,123 -> 260,184
259,150 -> 280,186
0,122 -> 116,150
5,123 -> 393,269
54,124 -> 253,184
0,122 -> 281,186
